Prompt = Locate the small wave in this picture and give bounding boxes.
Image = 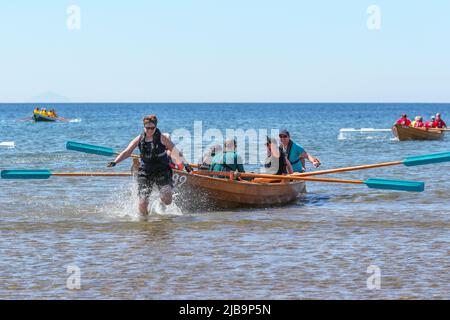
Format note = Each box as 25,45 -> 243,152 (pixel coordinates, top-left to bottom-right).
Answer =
69,118 -> 82,123
0,141 -> 15,148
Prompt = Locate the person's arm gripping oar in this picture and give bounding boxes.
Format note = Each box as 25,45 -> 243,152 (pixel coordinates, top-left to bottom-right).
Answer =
291,151 -> 450,177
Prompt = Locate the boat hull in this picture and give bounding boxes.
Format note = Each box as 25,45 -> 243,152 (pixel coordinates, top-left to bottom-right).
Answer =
392,124 -> 445,141
171,169 -> 306,210
33,114 -> 57,122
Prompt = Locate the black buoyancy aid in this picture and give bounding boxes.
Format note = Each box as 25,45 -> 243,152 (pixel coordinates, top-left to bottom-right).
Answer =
265,147 -> 288,175
138,128 -> 170,172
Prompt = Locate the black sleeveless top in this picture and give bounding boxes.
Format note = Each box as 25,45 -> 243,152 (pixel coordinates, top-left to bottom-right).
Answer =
138,128 -> 170,172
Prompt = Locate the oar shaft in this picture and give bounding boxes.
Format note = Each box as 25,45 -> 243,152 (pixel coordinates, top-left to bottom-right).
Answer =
195,170 -> 364,184
52,172 -> 132,177
294,161 -> 403,177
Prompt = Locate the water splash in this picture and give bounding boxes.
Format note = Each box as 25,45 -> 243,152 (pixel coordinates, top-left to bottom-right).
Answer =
69,118 -> 82,123
98,179 -> 183,221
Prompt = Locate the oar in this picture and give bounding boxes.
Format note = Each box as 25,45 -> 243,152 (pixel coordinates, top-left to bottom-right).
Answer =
193,171 -> 425,192
1,170 -> 131,179
339,128 -> 391,132
287,151 -> 450,177
66,141 -> 140,159
66,141 -> 199,168
17,116 -> 33,122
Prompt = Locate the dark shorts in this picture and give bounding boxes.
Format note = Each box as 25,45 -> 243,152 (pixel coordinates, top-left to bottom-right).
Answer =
136,169 -> 173,200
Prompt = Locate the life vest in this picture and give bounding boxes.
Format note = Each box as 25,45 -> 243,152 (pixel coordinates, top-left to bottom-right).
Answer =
397,118 -> 411,126
414,121 -> 424,128
265,147 -> 288,175
221,152 -> 239,172
138,128 -> 170,172
434,120 -> 446,128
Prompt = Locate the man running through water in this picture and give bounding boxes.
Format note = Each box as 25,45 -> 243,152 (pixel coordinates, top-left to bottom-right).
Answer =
106,115 -> 192,215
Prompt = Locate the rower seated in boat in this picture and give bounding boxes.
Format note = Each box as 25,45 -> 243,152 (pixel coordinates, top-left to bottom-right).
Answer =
396,114 -> 411,126
198,144 -> 222,170
279,129 -> 321,173
413,116 -> 425,128
262,137 -> 293,175
210,139 -> 245,175
433,113 -> 447,128
425,116 -> 435,128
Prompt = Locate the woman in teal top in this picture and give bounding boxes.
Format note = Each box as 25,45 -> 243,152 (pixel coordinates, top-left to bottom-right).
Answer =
210,139 -> 245,173
279,129 -> 321,173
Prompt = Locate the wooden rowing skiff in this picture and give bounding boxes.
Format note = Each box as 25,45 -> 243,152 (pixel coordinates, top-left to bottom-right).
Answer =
392,124 -> 445,141
171,169 -> 306,210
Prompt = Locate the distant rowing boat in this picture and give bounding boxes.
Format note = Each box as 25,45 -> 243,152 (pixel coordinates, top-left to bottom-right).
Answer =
172,169 -> 306,210
392,124 -> 445,141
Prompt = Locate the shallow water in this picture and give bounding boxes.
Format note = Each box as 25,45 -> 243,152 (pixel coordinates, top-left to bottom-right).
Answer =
0,103 -> 449,299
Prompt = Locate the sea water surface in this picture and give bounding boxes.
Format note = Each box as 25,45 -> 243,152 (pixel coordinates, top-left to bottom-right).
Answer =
0,103 -> 449,299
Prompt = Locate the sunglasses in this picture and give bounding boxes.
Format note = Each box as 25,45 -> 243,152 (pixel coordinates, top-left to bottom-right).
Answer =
144,126 -> 156,130
279,135 -> 288,138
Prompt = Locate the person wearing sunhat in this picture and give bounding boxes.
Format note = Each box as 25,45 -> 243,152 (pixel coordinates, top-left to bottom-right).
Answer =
396,114 -> 411,126
106,115 -> 192,215
278,129 -> 321,173
413,116 -> 424,128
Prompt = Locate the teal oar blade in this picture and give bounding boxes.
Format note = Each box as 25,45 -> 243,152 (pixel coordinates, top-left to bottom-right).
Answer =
1,170 -> 52,179
403,151 -> 450,166
66,141 -> 115,157
364,178 -> 425,192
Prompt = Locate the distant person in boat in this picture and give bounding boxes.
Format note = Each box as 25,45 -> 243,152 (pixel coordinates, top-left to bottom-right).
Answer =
40,108 -> 47,116
34,107 -> 40,114
48,109 -> 57,117
198,144 -> 222,170
263,137 -> 293,175
425,116 -> 435,128
106,115 -> 193,216
210,139 -> 245,173
433,113 -> 447,128
396,114 -> 411,126
413,116 -> 425,128
278,129 -> 321,173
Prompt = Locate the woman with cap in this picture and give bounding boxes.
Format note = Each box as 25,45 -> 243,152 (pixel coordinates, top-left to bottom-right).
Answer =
263,136 -> 293,175
279,129 -> 321,173
106,115 -> 192,215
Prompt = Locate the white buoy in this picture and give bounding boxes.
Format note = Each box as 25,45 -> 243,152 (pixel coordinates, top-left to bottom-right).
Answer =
0,141 -> 15,148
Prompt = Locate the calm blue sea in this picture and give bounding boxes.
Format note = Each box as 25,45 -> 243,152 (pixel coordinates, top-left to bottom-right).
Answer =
0,103 -> 449,299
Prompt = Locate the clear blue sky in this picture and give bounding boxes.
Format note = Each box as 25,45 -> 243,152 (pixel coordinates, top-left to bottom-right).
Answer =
0,0 -> 449,102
